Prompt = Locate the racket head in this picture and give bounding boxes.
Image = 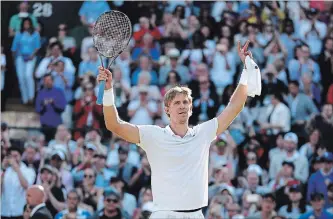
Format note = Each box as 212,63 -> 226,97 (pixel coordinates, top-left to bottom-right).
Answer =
92,10 -> 132,59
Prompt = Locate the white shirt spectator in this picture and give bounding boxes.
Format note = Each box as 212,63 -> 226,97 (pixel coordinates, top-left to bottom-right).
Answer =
1,162 -> 36,217
81,36 -> 94,60
211,51 -> 236,89
35,56 -> 75,79
128,100 -> 158,125
262,102 -> 291,135
179,48 -> 212,74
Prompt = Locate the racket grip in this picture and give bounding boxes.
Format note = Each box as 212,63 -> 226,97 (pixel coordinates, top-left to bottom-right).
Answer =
96,80 -> 106,105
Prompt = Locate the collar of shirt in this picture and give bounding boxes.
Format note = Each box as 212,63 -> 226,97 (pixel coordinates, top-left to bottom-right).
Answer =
30,203 -> 46,217
165,126 -> 195,138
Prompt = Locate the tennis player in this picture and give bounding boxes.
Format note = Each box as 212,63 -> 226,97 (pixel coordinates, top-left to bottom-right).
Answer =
96,40 -> 260,218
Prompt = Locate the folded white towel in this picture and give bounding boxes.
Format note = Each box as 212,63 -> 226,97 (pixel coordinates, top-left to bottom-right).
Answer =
245,56 -> 262,97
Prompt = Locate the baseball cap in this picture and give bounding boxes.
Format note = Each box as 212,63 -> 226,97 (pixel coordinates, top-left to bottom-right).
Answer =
284,132 -> 298,144
322,152 -> 333,162
40,164 -> 54,173
51,150 -> 66,160
289,184 -> 302,193
167,48 -> 180,58
310,192 -> 324,201
103,187 -> 120,200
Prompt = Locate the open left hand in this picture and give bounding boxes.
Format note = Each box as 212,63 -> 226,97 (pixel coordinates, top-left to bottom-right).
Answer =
237,40 -> 253,67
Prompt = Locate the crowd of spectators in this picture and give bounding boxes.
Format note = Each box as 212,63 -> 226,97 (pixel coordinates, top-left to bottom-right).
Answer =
1,1 -> 333,219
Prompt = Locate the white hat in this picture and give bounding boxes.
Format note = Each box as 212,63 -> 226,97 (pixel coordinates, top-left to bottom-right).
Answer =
85,142 -> 97,151
167,48 -> 180,58
51,150 -> 66,160
142,201 -> 154,212
284,132 -> 298,144
247,164 -> 263,176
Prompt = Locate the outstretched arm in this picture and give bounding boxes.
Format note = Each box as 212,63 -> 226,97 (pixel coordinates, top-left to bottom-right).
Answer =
216,40 -> 258,136
97,67 -> 140,144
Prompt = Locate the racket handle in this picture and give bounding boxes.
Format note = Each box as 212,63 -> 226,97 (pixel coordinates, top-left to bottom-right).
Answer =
96,80 -> 106,105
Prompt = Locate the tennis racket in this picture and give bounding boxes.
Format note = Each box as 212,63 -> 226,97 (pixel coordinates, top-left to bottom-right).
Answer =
92,10 -> 132,105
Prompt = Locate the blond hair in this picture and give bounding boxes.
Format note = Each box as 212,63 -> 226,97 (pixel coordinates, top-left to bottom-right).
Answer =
164,86 -> 192,107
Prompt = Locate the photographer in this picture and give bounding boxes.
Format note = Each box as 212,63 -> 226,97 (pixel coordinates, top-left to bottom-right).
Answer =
1,145 -> 36,219
73,83 -> 103,140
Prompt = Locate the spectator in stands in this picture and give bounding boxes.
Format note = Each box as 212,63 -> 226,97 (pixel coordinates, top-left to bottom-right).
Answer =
36,42 -> 75,79
131,33 -> 160,62
130,71 -> 160,101
22,141 -> 40,175
39,165 -> 66,217
73,83 -> 103,140
318,37 -> 333,101
127,85 -> 158,125
159,48 -> 190,85
79,0 -> 110,26
131,55 -> 158,86
268,133 -> 285,160
300,192 -> 333,219
280,19 -> 299,63
191,74 -> 219,124
84,129 -> 107,155
327,183 -> 333,213
35,74 -> 67,142
299,8 -> 327,57
286,80 -> 318,127
307,152 -> 333,207
133,16 -> 161,47
278,184 -> 312,219
160,70 -> 181,96
269,161 -> 296,192
288,44 -> 321,83
51,60 -> 75,128
80,24 -> 94,61
76,167 -> 103,211
8,1 -> 38,37
11,17 -> 41,104
55,189 -> 92,219
299,129 -> 320,160
1,146 -> 36,219
90,189 -> 127,219
300,73 -> 321,106
259,92 -> 291,135
57,24 -> 76,57
111,66 -> 131,108
211,37 -> 237,93
99,177 -> 136,217
79,46 -> 101,77
248,193 -> 277,219
188,63 -> 217,98
269,132 -> 309,183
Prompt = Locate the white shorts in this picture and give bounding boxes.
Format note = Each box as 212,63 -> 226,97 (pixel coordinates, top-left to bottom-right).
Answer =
149,209 -> 204,219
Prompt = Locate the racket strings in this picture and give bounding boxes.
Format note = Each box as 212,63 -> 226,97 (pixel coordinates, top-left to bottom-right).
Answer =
93,11 -> 132,58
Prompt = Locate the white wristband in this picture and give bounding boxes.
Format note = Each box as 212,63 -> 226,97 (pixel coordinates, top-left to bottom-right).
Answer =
103,88 -> 115,106
239,68 -> 248,85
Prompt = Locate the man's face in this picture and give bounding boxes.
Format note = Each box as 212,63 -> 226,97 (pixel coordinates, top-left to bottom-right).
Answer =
261,198 -> 275,213
57,125 -> 68,139
288,83 -> 299,96
247,172 -> 259,187
165,93 -> 192,124
198,75 -> 210,91
325,39 -> 333,53
282,165 -> 293,177
139,56 -> 149,70
44,76 -> 53,88
276,135 -> 284,149
26,189 -> 38,206
104,195 -> 120,211
19,2 -> 28,12
311,198 -> 324,211
195,64 -> 208,78
323,161 -> 333,172
118,150 -> 128,162
284,140 -> 296,152
67,192 -> 79,210
10,150 -> 21,164
51,45 -> 61,57
50,155 -> 62,169
25,147 -> 36,162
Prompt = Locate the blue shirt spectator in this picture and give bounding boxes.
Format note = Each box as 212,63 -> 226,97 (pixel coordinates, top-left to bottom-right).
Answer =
131,47 -> 160,62
35,74 -> 67,128
79,0 -> 110,25
307,153 -> 333,207
51,61 -> 75,103
78,47 -> 102,77
11,31 -> 40,58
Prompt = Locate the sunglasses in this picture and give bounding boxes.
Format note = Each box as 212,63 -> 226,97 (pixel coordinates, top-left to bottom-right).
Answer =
105,198 -> 119,203
84,174 -> 94,179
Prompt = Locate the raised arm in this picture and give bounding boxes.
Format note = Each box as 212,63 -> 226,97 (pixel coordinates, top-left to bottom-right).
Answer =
216,40 -> 259,135
97,67 -> 140,144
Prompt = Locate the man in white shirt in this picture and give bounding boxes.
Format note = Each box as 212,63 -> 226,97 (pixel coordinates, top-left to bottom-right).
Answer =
1,146 -> 36,218
96,40 -> 260,218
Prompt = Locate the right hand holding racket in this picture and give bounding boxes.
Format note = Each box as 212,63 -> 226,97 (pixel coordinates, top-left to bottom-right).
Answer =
97,67 -> 113,90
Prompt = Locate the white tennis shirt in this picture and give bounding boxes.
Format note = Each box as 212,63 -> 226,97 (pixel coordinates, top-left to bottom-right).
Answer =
137,118 -> 218,210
